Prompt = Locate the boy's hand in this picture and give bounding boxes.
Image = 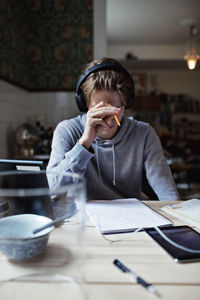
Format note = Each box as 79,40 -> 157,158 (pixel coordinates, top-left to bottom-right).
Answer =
79,101 -> 120,149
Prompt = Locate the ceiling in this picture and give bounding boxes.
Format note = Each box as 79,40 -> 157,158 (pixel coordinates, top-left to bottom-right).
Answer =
107,0 -> 200,45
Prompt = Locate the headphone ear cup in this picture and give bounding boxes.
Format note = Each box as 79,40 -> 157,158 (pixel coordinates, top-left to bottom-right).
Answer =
124,83 -> 135,109
126,95 -> 134,109
75,91 -> 88,112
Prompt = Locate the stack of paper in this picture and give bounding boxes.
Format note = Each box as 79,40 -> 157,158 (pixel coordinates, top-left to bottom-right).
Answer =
86,198 -> 172,235
161,199 -> 200,228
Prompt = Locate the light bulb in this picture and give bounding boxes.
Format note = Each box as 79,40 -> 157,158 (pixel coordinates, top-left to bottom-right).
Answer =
187,58 -> 197,70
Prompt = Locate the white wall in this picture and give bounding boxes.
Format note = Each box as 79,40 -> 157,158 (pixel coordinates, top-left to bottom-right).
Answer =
0,80 -> 35,158
107,43 -> 200,99
0,80 -> 79,158
151,70 -> 200,99
93,0 -> 106,59
130,69 -> 200,100
107,44 -> 186,60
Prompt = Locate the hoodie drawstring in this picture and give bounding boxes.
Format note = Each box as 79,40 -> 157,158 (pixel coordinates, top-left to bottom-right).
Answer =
112,144 -> 116,186
95,140 -> 116,186
95,140 -> 102,182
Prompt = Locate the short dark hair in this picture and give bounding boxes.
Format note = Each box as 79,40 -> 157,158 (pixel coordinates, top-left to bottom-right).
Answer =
81,57 -> 134,107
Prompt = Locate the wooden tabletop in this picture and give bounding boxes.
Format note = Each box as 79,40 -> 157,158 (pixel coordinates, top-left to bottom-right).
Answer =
1,201 -> 200,300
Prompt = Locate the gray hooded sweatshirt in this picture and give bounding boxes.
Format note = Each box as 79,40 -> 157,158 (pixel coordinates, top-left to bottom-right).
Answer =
47,114 -> 180,201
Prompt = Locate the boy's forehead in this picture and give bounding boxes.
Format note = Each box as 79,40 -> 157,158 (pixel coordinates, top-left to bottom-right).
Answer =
89,90 -> 125,106
91,90 -> 121,100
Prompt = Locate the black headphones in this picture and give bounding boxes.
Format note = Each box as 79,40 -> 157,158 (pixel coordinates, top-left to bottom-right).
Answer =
75,62 -> 135,112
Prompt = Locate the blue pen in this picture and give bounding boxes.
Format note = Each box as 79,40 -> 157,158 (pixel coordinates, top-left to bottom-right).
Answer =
113,259 -> 160,297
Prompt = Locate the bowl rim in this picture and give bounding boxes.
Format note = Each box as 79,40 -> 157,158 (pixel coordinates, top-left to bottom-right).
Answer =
0,214 -> 54,241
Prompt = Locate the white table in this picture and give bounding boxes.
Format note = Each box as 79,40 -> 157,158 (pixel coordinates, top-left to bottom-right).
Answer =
1,201 -> 200,300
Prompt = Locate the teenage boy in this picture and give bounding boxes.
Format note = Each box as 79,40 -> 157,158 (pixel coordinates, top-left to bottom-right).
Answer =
47,58 -> 180,201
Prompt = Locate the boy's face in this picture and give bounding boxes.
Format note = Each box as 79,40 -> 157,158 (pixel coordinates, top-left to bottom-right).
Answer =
88,90 -> 125,140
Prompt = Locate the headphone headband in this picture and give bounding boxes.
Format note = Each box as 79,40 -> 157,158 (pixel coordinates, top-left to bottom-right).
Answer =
75,62 -> 135,112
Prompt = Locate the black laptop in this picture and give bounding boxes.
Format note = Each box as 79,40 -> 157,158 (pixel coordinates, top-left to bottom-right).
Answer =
0,159 -> 45,172
0,159 -> 55,219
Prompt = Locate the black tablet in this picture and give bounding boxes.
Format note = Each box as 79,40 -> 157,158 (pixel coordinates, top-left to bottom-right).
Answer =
145,225 -> 200,263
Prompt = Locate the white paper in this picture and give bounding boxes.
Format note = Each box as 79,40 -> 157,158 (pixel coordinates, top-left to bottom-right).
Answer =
161,199 -> 200,228
16,165 -> 40,171
86,198 -> 172,234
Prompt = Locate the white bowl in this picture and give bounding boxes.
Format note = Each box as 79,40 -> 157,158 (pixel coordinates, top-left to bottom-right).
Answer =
0,214 -> 54,261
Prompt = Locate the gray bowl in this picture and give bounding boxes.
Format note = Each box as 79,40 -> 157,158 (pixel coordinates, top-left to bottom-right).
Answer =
0,214 -> 54,261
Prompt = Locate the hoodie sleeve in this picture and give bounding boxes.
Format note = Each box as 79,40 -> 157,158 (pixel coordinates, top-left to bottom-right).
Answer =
143,125 -> 180,201
46,121 -> 94,176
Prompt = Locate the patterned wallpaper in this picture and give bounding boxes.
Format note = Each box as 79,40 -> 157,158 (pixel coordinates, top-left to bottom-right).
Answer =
0,0 -> 93,91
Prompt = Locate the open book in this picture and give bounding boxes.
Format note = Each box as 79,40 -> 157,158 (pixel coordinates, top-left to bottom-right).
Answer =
86,198 -> 172,235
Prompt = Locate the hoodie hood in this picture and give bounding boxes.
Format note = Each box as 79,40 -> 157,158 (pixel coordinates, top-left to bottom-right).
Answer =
80,113 -> 137,186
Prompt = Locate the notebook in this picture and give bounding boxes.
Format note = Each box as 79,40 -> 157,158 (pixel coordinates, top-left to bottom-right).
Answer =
86,198 -> 172,235
161,199 -> 200,228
